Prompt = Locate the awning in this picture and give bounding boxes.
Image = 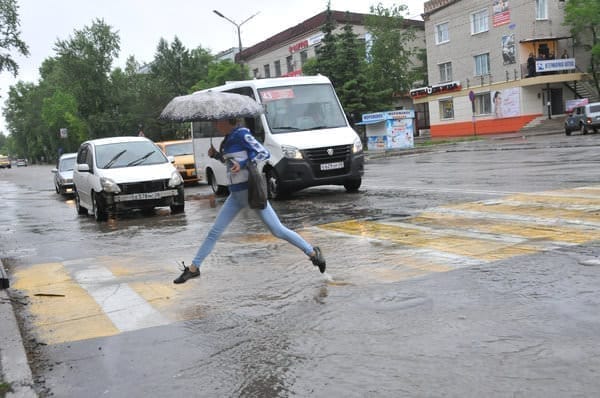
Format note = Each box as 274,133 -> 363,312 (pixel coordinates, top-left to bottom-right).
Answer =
519,36 -> 572,43
356,119 -> 386,126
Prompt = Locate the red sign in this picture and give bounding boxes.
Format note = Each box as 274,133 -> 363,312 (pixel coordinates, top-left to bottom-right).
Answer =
289,40 -> 309,53
260,89 -> 296,102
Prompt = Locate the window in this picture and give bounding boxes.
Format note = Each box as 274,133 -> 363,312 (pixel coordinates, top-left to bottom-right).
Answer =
471,9 -> 488,34
474,53 -> 490,76
263,64 -> 271,78
300,50 -> 308,67
274,60 -> 281,77
439,99 -> 454,119
435,22 -> 449,44
474,92 -> 492,115
536,0 -> 548,19
439,62 -> 452,82
252,68 -> 259,78
286,55 -> 293,73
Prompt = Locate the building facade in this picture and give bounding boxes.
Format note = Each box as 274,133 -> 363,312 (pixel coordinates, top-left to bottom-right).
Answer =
416,0 -> 596,137
238,10 -> 425,112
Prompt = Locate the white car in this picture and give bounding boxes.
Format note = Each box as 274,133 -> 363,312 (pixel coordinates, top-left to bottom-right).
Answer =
73,136 -> 185,221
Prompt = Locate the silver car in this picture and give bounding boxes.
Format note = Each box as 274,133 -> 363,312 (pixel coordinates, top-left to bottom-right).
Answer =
565,102 -> 600,135
52,153 -> 77,195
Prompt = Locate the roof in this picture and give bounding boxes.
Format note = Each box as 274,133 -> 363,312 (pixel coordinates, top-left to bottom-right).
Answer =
83,136 -> 152,146
200,75 -> 333,93
238,9 -> 424,61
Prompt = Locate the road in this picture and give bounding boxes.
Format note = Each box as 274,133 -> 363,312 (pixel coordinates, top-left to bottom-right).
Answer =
1,132 -> 600,397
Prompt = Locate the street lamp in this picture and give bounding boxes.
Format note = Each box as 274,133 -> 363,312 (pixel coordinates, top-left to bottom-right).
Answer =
213,9 -> 259,76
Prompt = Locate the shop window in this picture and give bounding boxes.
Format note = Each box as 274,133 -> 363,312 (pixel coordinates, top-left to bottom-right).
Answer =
439,62 -> 452,82
471,9 -> 488,34
474,92 -> 491,115
300,50 -> 308,67
474,53 -> 490,76
274,60 -> 281,77
435,22 -> 449,44
286,55 -> 293,73
264,64 -> 271,78
253,68 -> 259,78
439,99 -> 454,119
536,0 -> 548,20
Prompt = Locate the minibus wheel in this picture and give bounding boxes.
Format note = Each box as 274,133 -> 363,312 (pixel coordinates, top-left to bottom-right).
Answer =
344,178 -> 361,192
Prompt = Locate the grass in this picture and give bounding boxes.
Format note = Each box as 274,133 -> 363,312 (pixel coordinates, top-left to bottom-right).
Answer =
0,381 -> 13,396
415,136 -> 482,147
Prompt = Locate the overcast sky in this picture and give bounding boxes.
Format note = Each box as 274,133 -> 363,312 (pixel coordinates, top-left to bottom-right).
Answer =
0,0 -> 425,135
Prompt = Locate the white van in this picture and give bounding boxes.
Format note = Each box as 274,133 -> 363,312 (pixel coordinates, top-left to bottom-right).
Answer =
191,75 -> 364,198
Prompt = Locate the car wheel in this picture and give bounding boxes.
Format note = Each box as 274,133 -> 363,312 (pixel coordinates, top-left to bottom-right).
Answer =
344,178 -> 362,192
266,168 -> 289,200
207,169 -> 228,196
55,183 -> 60,194
170,187 -> 185,214
565,129 -> 571,136
92,192 -> 108,222
581,123 -> 588,135
75,191 -> 88,215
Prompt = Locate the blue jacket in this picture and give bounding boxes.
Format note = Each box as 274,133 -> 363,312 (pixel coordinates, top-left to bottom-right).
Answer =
219,126 -> 270,192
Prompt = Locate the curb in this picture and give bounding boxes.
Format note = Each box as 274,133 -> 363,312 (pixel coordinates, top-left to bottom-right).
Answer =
0,260 -> 37,398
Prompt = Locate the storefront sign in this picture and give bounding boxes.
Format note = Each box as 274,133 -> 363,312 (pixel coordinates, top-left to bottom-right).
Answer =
289,39 -> 309,53
410,81 -> 461,98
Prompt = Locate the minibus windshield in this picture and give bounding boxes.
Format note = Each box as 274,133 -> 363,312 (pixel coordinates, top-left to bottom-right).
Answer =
259,84 -> 347,133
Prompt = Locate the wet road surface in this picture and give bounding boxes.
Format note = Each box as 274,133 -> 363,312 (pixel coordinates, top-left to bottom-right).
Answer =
1,133 -> 600,397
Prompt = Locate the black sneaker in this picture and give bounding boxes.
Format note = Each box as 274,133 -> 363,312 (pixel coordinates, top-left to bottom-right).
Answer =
310,247 -> 326,273
173,262 -> 200,284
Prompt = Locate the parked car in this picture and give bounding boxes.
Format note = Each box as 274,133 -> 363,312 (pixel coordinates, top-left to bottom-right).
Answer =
73,136 -> 185,221
155,139 -> 199,184
0,155 -> 10,169
15,158 -> 27,167
565,101 -> 600,135
51,153 -> 77,195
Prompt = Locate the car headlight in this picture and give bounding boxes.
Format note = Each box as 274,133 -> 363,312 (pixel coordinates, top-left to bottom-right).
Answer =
169,171 -> 184,187
100,177 -> 121,193
281,145 -> 303,160
352,136 -> 363,154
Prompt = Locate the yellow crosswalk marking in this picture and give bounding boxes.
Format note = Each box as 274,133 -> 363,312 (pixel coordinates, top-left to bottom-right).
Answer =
12,263 -> 119,344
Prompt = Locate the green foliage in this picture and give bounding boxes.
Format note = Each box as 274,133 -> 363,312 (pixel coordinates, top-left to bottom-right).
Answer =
191,60 -> 249,92
0,0 -> 29,76
564,0 -> 600,96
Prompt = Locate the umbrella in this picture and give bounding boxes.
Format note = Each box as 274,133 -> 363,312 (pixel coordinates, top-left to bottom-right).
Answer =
159,91 -> 264,122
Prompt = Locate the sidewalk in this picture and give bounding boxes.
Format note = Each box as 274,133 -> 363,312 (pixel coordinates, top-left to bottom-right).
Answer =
0,260 -> 36,398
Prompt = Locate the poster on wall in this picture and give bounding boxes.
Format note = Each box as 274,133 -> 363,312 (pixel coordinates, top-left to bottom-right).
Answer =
388,119 -> 414,149
502,34 -> 516,65
492,0 -> 510,27
492,87 -> 520,118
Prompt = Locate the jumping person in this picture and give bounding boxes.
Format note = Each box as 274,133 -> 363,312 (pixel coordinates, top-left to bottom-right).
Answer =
174,118 -> 326,284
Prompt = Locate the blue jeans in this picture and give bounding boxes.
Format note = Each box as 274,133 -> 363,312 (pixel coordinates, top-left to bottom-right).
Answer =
192,189 -> 314,267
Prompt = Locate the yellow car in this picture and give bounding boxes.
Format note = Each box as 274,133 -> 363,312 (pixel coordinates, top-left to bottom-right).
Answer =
0,155 -> 11,169
155,140 -> 199,184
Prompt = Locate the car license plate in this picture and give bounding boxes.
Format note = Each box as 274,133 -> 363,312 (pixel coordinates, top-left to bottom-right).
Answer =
320,161 -> 344,171
131,192 -> 161,200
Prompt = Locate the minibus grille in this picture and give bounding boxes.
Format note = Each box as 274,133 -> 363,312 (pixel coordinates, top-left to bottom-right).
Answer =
303,145 -> 352,177
118,179 -> 169,194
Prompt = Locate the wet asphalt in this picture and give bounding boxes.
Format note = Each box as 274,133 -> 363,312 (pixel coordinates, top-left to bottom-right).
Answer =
1,132 -> 600,397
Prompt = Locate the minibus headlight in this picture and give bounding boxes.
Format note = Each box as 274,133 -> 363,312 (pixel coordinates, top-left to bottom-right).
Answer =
169,171 -> 184,187
100,177 -> 121,193
352,136 -> 363,154
282,145 -> 303,160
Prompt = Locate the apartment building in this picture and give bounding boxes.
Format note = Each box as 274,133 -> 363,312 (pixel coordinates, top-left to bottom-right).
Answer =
238,10 -> 425,111
416,0 -> 595,137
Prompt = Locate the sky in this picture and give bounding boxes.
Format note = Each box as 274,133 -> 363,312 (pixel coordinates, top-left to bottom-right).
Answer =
0,0 -> 426,135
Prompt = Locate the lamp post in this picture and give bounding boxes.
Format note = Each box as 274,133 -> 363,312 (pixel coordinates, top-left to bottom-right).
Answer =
213,10 -> 259,76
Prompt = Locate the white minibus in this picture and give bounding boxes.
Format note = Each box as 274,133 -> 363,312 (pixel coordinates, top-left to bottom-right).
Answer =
191,75 -> 364,198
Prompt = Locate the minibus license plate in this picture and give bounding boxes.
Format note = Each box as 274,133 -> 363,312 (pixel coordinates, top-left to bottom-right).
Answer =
320,161 -> 344,171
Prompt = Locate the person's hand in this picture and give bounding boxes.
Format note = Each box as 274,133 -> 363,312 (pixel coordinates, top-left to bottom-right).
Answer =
229,159 -> 240,173
208,146 -> 217,158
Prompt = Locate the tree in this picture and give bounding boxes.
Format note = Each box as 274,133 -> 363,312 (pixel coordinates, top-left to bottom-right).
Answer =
365,3 -> 418,101
564,0 -> 600,96
191,60 -> 249,92
0,0 -> 29,77
310,2 -> 340,86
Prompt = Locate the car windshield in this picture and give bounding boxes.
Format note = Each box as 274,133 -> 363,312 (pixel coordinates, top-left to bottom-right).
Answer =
258,84 -> 347,133
59,157 -> 76,171
164,142 -> 193,156
95,141 -> 166,169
